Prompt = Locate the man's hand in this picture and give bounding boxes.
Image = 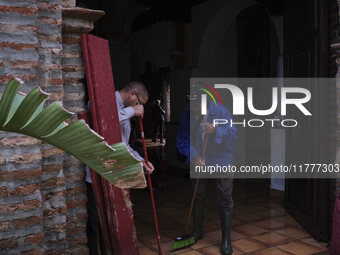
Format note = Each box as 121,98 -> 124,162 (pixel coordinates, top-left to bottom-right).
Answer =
132,105 -> 144,118
193,156 -> 205,166
205,122 -> 216,134
143,161 -> 154,174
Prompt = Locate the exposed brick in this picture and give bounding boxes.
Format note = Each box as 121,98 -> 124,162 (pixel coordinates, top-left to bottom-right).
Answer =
41,177 -> 65,188
0,155 -> 4,164
41,148 -> 64,158
9,153 -> 42,164
67,186 -> 86,195
13,216 -> 42,228
0,186 -> 8,197
43,190 -> 66,201
40,63 -> 61,72
25,232 -> 44,244
66,198 -> 87,209
38,17 -> 62,25
0,137 -> 41,147
42,164 -> 60,173
8,60 -> 39,69
0,74 -> 37,85
64,157 -> 82,168
0,24 -> 38,34
63,36 -> 81,45
0,221 -> 9,231
48,78 -> 63,85
47,91 -> 64,101
71,247 -> 89,255
62,65 -> 84,72
43,206 -> 67,217
62,52 -> 82,58
0,168 -> 42,181
10,183 -> 40,196
0,42 -> 39,51
67,226 -> 86,235
67,213 -> 87,223
0,238 -> 18,249
66,173 -> 84,182
46,248 -> 68,255
22,249 -> 44,255
70,237 -> 87,246
37,2 -> 61,11
38,34 -> 62,43
0,200 -> 42,213
64,77 -> 84,85
0,6 -> 37,16
0,60 -> 3,67
45,222 -> 67,233
63,92 -> 84,101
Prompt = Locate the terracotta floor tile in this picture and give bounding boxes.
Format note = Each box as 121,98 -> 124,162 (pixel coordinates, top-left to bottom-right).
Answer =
234,213 -> 266,223
138,233 -> 172,248
300,238 -> 328,250
256,209 -> 286,218
150,240 -> 179,254
275,227 -> 310,239
240,204 -> 268,213
274,215 -> 299,226
232,238 -> 267,253
231,230 -> 247,241
254,219 -> 286,230
250,247 -> 294,255
191,236 -> 217,250
251,232 -> 292,245
203,221 -> 220,232
138,246 -> 157,255
198,245 -> 221,255
278,240 -> 326,255
232,218 -> 242,226
173,250 -> 203,255
206,230 -> 221,242
170,247 -> 195,254
234,224 -> 269,236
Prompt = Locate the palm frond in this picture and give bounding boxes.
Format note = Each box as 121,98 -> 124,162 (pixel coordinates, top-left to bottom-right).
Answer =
0,79 -> 146,189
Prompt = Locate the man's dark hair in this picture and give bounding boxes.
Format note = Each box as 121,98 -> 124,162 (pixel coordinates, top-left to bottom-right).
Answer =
122,81 -> 149,99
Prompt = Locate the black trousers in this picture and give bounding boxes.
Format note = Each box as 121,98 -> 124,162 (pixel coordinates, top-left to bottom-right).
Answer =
192,178 -> 233,213
86,182 -> 106,255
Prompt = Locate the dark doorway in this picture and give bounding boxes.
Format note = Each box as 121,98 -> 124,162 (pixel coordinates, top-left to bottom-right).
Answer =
284,0 -> 329,241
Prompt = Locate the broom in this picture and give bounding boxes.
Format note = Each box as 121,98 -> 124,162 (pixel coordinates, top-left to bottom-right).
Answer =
172,135 -> 209,250
139,118 -> 163,255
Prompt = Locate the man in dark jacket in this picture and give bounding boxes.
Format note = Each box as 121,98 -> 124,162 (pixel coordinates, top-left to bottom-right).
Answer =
176,90 -> 237,255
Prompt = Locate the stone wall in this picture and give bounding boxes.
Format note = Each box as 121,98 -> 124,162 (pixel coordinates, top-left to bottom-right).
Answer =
0,0 -> 102,253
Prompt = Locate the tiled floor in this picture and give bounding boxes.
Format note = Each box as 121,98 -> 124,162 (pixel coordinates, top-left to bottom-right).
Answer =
131,140 -> 328,255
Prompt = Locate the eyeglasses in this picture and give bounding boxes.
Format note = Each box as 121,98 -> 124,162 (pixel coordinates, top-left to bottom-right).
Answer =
135,93 -> 144,105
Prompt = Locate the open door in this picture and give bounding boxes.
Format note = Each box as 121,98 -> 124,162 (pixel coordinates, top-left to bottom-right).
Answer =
284,0 -> 329,241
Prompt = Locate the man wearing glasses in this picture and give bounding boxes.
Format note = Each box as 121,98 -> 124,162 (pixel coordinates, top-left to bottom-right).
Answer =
115,81 -> 155,174
86,81 -> 154,255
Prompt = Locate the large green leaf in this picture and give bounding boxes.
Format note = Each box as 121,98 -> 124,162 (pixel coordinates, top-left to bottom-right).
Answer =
0,79 -> 146,189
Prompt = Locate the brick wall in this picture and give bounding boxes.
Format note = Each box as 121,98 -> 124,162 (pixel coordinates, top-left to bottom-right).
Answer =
0,0 -> 92,254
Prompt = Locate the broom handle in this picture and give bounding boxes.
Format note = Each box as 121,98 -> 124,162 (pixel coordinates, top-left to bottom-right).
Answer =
139,118 -> 163,255
184,134 -> 209,234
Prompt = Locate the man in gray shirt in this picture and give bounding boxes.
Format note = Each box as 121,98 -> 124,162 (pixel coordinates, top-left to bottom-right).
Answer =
86,81 -> 154,254
114,81 -> 154,174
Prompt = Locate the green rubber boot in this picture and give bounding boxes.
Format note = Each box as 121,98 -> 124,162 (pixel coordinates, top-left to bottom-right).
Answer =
193,205 -> 204,242
220,210 -> 233,255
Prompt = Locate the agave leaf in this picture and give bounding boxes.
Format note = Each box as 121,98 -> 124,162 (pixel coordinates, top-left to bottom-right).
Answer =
0,79 -> 146,189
